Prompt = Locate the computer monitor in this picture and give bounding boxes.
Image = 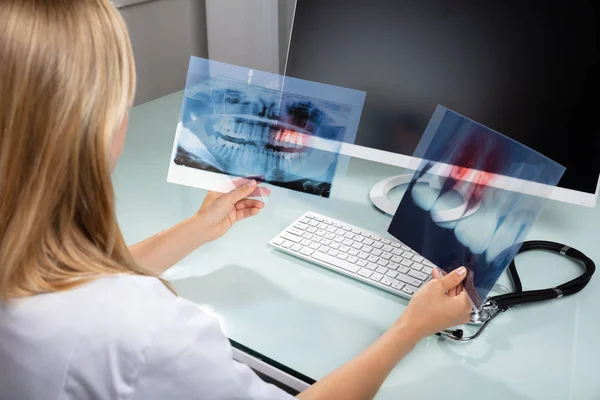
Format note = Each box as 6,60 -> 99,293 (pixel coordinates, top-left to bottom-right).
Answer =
284,0 -> 600,207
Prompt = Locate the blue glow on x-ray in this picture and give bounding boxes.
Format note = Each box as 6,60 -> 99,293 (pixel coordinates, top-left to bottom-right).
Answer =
173,57 -> 366,197
389,106 -> 565,308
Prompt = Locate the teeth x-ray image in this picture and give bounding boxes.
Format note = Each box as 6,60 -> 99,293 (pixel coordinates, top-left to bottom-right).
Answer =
168,57 -> 366,197
388,106 -> 565,309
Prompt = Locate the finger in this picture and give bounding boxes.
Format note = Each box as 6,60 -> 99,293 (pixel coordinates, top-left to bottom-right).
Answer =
440,266 -> 467,292
448,286 -> 457,297
236,207 -> 260,221
247,186 -> 271,198
432,267 -> 442,280
235,199 -> 264,210
223,180 -> 258,204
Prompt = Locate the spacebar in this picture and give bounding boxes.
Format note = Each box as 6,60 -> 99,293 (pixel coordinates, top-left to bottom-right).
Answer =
313,251 -> 360,273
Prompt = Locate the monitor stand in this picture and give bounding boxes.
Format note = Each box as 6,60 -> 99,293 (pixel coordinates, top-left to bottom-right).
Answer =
369,174 -> 481,222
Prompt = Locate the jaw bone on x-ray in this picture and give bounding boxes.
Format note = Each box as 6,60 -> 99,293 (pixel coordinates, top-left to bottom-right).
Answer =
168,57 -> 365,197
388,106 -> 565,309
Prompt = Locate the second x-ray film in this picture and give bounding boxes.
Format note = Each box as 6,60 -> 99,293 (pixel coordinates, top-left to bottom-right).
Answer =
168,57 -> 366,197
388,106 -> 566,309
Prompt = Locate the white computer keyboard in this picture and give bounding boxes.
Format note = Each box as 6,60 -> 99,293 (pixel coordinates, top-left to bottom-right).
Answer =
269,212 -> 436,299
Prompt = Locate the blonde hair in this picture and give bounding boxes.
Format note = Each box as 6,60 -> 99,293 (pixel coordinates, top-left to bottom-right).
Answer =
0,0 -> 157,298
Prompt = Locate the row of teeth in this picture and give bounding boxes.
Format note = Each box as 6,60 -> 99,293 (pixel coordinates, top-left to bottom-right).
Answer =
209,136 -> 309,159
213,120 -> 304,149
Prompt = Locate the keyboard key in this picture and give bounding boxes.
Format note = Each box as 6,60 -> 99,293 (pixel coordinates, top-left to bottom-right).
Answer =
309,220 -> 319,227
412,255 -> 424,263
333,222 -> 343,227
342,224 -> 353,230
362,245 -> 373,253
400,259 -> 413,267
370,272 -> 383,282
272,237 -> 284,245
366,262 -> 378,271
380,276 -> 394,286
371,249 -> 383,256
385,270 -> 398,278
319,245 -> 330,252
376,266 -> 388,274
326,226 -> 337,233
388,262 -> 399,271
316,229 -> 326,236
295,222 -> 309,230
347,255 -> 359,263
391,242 -> 401,248
281,232 -> 302,243
397,266 -> 409,274
351,228 -> 361,234
318,223 -> 327,229
330,242 -> 341,249
288,227 -> 305,236
314,216 -> 323,221
301,239 -> 311,246
328,249 -> 339,257
381,238 -> 391,244
424,260 -> 436,267
401,285 -> 417,295
370,235 -> 382,242
305,213 -> 315,219
377,259 -> 389,267
372,242 -> 383,249
348,248 -> 359,256
300,248 -> 314,256
333,236 -> 344,243
358,251 -> 369,259
344,232 -> 355,239
291,243 -> 303,252
402,251 -> 414,259
339,245 -> 350,252
391,281 -> 405,290
282,240 -> 293,248
381,252 -> 392,260
391,248 -> 403,256
309,242 -> 320,250
382,245 -> 393,252
412,262 -> 423,271
307,227 -> 317,233
300,217 -> 310,223
367,255 -> 379,263
358,268 -> 373,278
363,238 -> 374,246
396,273 -> 422,287
322,239 -> 332,246
354,236 -> 365,243
391,256 -> 403,263
421,266 -> 433,275
302,232 -> 314,240
343,239 -> 353,246
357,259 -> 368,267
408,269 -> 428,281
401,245 -> 411,251
351,242 -> 363,250
337,253 -> 348,260
312,236 -> 322,243
325,233 -> 336,240
335,228 -> 346,235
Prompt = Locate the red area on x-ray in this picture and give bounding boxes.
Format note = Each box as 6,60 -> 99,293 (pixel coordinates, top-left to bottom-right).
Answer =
280,129 -> 305,147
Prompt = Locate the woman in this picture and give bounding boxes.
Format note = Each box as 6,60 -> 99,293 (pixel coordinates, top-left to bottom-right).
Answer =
0,1 -> 472,399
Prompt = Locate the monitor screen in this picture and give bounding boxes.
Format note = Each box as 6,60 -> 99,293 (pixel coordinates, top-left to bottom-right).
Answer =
285,0 -> 600,202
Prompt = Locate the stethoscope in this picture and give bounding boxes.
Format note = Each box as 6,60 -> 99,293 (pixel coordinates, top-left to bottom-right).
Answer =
436,240 -> 596,341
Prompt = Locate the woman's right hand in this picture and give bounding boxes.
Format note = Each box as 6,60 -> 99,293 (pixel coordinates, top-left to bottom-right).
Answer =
397,266 -> 472,339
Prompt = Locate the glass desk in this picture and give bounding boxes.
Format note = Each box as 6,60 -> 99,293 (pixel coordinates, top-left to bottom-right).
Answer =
114,91 -> 600,400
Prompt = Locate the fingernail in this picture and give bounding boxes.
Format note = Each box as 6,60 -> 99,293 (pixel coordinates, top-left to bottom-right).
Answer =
456,266 -> 466,276
248,180 -> 257,187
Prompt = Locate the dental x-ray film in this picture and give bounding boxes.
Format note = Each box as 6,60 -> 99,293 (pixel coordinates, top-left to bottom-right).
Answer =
167,57 -> 366,197
388,106 -> 565,309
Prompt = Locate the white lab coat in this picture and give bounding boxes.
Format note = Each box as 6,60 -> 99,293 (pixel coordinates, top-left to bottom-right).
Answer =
0,275 -> 295,400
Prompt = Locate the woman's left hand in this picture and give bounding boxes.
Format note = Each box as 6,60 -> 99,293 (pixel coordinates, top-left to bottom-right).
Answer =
196,178 -> 271,242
